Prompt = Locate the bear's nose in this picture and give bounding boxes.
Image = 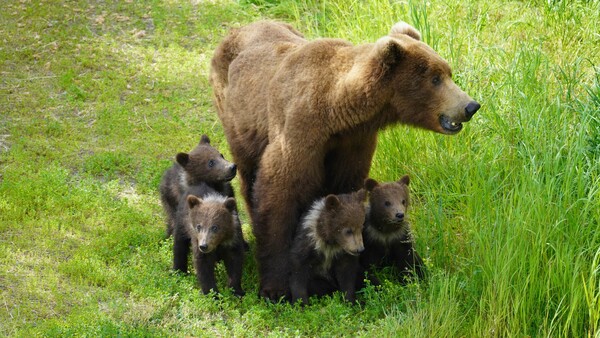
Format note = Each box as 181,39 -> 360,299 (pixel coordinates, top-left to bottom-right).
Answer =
199,244 -> 208,252
396,212 -> 404,220
465,101 -> 481,120
230,164 -> 237,173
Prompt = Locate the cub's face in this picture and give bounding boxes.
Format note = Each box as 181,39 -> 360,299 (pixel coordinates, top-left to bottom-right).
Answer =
367,175 -> 410,234
333,211 -> 365,256
320,190 -> 367,256
176,134 -> 237,183
186,196 -> 237,253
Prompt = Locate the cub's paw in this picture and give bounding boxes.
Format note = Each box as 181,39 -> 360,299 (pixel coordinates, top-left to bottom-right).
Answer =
259,286 -> 289,302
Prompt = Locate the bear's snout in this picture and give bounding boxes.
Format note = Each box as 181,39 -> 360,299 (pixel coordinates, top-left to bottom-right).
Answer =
465,101 -> 481,120
199,244 -> 209,252
347,246 -> 364,256
224,164 -> 237,181
395,212 -> 404,221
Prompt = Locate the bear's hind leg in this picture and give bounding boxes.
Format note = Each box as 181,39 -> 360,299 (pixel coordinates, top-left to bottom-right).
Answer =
252,141 -> 324,301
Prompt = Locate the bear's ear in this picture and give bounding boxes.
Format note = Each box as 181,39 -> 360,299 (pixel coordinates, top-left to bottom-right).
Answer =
398,174 -> 410,186
200,134 -> 211,145
324,195 -> 341,211
374,37 -> 406,69
187,195 -> 202,208
223,197 -> 237,212
176,152 -> 190,167
364,178 -> 379,191
389,21 -> 421,41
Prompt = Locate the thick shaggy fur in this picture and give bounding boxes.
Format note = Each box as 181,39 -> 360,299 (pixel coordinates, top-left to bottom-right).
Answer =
160,135 -> 236,236
210,20 -> 480,300
172,183 -> 246,296
290,189 -> 367,304
360,176 -> 425,286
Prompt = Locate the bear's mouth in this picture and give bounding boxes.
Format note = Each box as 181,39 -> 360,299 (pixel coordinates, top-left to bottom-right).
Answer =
224,172 -> 237,181
439,115 -> 463,134
198,246 -> 213,254
343,248 -> 361,257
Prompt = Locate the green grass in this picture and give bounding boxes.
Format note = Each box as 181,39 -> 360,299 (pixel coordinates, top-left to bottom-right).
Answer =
1,0 -> 599,336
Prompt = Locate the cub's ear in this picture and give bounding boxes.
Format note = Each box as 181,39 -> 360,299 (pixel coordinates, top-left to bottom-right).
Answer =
324,195 -> 341,211
398,174 -> 410,186
200,134 -> 211,145
176,152 -> 190,167
224,197 -> 237,212
364,178 -> 379,192
389,21 -> 421,41
355,188 -> 367,202
187,195 -> 202,208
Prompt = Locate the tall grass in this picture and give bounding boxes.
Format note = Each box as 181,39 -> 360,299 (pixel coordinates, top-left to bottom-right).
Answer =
1,0 -> 599,336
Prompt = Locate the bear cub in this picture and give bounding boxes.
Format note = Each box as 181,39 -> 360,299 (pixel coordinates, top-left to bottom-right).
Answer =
172,182 -> 246,296
290,189 -> 367,304
160,134 -> 237,236
360,175 -> 425,286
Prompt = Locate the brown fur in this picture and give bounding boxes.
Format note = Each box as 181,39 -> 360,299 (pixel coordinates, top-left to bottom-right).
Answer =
360,176 -> 425,286
210,20 -> 480,300
172,183 -> 246,297
290,189 -> 367,304
160,135 -> 236,236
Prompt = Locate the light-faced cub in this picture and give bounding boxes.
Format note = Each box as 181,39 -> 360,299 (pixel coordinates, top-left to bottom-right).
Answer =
290,189 -> 367,304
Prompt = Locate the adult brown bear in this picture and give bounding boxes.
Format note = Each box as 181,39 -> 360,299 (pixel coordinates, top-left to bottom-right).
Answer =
210,20 -> 480,300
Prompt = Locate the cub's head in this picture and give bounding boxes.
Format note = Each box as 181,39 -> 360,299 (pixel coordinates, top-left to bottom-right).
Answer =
186,194 -> 237,253
176,134 -> 237,184
316,189 -> 367,256
367,22 -> 480,134
365,175 -> 410,234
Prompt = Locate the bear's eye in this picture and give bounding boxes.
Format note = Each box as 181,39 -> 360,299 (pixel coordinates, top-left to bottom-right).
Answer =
210,225 -> 218,232
384,201 -> 391,207
208,159 -> 215,168
344,228 -> 353,236
195,224 -> 202,231
402,199 -> 407,206
432,75 -> 441,86
220,154 -> 225,159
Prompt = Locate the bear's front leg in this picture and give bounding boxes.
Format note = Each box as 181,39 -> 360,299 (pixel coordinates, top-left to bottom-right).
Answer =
290,243 -> 313,305
289,266 -> 310,305
194,251 -> 219,295
252,141 -> 324,301
172,231 -> 191,273
390,240 -> 426,281
355,262 -> 381,290
333,255 -> 361,303
358,245 -> 386,287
